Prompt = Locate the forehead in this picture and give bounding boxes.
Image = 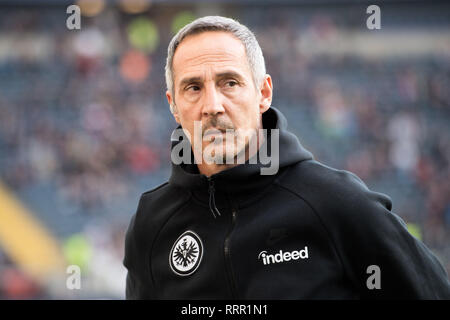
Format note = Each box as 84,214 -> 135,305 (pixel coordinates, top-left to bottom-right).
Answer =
172,31 -> 251,84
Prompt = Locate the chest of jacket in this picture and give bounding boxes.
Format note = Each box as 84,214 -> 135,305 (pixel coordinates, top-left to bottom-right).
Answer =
149,185 -> 355,299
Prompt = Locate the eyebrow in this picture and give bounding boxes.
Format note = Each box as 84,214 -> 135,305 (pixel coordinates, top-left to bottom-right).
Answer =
178,71 -> 244,88
179,76 -> 202,88
216,71 -> 244,81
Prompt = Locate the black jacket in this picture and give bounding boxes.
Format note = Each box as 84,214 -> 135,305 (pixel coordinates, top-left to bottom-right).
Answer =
124,107 -> 450,299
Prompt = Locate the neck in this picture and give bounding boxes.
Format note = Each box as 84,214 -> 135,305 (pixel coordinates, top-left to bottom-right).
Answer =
197,162 -> 235,178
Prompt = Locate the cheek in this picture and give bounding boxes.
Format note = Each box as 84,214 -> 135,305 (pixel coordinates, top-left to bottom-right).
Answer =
178,104 -> 199,123
177,112 -> 193,135
228,91 -> 259,123
237,103 -> 260,129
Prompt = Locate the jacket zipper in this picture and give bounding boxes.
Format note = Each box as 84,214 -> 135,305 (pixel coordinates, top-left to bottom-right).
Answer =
208,176 -> 238,298
208,177 -> 221,218
224,207 -> 239,299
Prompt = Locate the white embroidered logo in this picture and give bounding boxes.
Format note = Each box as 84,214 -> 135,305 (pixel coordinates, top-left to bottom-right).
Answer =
258,246 -> 309,265
169,230 -> 203,276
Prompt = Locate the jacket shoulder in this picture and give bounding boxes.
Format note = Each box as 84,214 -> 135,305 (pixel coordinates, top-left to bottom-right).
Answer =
142,181 -> 170,196
123,180 -> 191,272
131,181 -> 191,238
276,159 -> 392,213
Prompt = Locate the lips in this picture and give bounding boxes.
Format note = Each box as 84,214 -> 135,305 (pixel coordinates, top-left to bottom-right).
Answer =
203,128 -> 227,138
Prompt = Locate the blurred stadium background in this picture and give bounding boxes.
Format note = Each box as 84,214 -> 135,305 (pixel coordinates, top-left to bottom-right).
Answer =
0,0 -> 448,299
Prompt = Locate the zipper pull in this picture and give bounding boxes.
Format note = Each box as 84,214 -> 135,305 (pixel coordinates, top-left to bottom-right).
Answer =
208,178 -> 221,219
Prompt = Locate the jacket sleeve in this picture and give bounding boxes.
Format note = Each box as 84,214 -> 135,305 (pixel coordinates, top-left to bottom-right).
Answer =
123,197 -> 155,299
325,171 -> 450,299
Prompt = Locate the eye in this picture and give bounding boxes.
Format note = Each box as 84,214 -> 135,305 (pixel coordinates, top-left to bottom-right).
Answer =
225,80 -> 238,87
186,85 -> 200,92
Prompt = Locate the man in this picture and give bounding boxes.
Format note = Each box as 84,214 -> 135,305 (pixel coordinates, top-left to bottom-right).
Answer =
123,16 -> 450,299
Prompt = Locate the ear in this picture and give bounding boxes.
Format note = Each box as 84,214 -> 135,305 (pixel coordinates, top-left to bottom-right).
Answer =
259,74 -> 273,113
166,90 -> 180,124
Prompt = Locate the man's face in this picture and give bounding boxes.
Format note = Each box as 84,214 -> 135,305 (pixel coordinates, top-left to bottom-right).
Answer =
166,31 -> 272,164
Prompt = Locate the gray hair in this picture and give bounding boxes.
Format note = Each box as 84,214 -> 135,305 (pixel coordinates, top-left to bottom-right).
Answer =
165,16 -> 266,112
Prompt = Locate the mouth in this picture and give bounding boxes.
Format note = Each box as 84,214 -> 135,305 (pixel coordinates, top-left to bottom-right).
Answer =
203,128 -> 227,138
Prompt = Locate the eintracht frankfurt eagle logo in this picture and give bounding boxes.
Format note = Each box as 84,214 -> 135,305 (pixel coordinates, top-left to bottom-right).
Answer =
169,230 -> 203,276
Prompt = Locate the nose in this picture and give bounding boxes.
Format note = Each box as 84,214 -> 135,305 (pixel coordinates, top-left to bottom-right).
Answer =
202,82 -> 225,117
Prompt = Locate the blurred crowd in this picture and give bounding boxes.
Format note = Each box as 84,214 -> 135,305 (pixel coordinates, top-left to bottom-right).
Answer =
0,2 -> 449,298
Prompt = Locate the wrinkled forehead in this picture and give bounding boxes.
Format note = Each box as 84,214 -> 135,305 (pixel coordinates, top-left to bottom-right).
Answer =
172,31 -> 252,85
